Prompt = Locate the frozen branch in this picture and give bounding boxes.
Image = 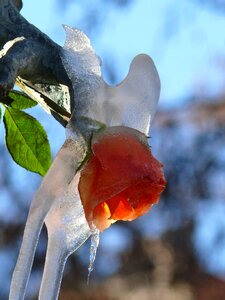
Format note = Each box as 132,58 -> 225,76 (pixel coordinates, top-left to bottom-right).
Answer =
0,0 -> 73,126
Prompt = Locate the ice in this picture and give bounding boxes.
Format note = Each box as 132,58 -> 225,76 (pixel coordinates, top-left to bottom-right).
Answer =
61,27 -> 160,136
63,25 -> 101,77
89,54 -> 161,135
9,25 -> 161,300
62,25 -> 102,119
39,173 -> 91,299
9,133 -> 87,300
87,228 -> 100,284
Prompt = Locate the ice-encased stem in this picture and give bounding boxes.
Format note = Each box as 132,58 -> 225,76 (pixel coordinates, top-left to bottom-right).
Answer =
38,234 -> 68,300
39,173 -> 91,300
9,214 -> 43,300
9,136 -> 86,300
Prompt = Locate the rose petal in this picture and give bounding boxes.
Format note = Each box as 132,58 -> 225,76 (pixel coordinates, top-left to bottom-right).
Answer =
78,126 -> 166,231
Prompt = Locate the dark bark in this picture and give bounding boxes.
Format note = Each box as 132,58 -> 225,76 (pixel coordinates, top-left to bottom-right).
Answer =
0,0 -> 73,126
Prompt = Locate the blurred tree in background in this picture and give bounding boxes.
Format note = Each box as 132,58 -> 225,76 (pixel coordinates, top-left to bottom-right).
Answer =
1,0 -> 225,299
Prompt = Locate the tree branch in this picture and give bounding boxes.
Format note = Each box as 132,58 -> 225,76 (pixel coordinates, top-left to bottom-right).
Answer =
0,0 -> 73,126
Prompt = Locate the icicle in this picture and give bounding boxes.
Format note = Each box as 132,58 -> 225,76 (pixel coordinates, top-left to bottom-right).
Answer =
87,227 -> 100,285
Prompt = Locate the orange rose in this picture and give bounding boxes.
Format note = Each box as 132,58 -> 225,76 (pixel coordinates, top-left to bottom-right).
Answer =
78,126 -> 166,232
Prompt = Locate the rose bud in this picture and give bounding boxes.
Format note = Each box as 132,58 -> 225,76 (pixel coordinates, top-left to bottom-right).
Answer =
78,126 -> 166,232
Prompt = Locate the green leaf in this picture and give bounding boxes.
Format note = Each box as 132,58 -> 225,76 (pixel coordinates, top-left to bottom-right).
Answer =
3,107 -> 51,176
1,90 -> 37,110
0,105 -> 2,122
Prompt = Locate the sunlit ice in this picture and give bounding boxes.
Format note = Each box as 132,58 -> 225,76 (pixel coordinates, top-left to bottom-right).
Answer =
9,24 -> 165,300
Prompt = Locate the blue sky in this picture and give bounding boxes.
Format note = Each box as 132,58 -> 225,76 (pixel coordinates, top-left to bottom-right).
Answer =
22,0 -> 225,107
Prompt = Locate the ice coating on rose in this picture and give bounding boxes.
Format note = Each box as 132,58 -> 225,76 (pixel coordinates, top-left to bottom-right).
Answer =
78,126 -> 166,232
9,24 -> 164,300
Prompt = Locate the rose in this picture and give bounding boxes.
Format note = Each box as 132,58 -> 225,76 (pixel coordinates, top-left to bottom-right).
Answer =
78,126 -> 166,232
9,25 -> 165,300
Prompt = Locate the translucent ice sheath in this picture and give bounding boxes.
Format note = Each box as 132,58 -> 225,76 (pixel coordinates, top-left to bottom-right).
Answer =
9,134 -> 87,300
39,173 -> 91,299
9,25 -> 160,300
